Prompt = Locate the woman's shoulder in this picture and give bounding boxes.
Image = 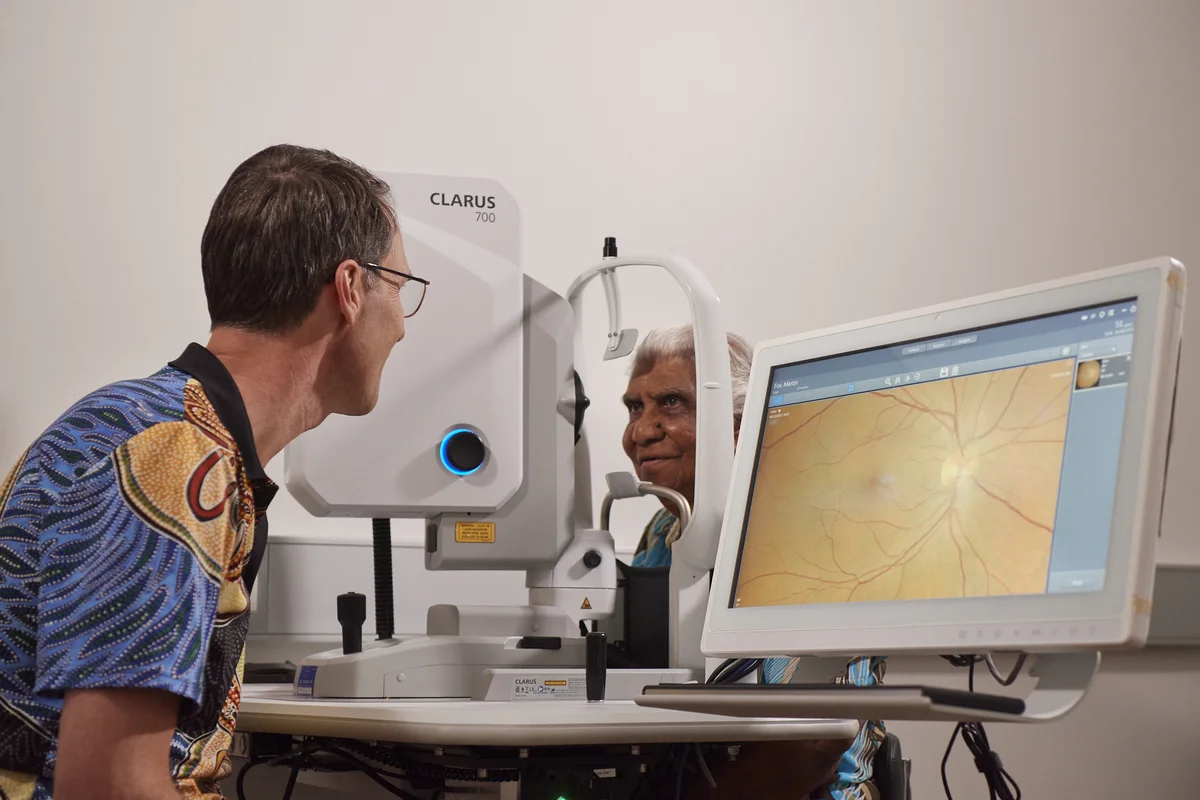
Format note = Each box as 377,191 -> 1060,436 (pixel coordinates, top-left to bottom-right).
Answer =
646,507 -> 677,533
634,508 -> 678,558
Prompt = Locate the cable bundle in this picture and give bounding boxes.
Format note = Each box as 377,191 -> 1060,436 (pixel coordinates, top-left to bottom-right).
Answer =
236,738 -> 429,800
938,654 -> 1027,800
705,657 -> 762,685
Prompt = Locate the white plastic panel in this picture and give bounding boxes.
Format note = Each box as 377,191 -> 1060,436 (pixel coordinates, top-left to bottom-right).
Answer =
285,173 -> 523,517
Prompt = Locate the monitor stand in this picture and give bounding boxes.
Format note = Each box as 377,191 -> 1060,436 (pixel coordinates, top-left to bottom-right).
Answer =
634,651 -> 1101,723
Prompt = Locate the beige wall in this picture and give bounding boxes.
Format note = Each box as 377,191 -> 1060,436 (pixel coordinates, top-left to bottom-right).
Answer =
3,1 -> 1199,797
887,649 -> 1200,797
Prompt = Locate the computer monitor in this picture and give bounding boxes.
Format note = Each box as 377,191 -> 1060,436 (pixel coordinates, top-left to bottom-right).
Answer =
703,258 -> 1186,659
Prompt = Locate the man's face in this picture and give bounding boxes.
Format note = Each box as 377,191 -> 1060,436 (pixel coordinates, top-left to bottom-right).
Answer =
622,358 -> 698,505
334,233 -> 408,415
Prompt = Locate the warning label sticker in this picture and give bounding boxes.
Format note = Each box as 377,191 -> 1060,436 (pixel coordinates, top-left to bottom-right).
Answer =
580,597 -> 592,610
455,522 -> 495,543
512,676 -> 586,701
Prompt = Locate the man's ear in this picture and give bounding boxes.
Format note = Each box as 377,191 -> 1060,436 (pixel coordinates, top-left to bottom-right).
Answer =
331,259 -> 367,325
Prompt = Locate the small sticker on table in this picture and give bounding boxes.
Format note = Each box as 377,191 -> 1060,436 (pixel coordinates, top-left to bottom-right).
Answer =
455,521 -> 495,543
512,677 -> 586,701
296,665 -> 318,696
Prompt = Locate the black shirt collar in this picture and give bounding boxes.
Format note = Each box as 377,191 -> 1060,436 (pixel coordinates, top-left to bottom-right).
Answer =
169,343 -> 276,595
169,342 -> 271,490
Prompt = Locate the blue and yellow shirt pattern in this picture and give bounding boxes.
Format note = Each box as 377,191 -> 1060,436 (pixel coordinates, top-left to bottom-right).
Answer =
0,345 -> 274,799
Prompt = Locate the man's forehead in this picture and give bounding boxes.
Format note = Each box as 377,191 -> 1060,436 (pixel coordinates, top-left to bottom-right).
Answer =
381,238 -> 407,273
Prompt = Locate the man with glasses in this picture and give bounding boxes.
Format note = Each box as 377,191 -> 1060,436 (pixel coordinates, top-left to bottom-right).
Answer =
0,144 -> 425,799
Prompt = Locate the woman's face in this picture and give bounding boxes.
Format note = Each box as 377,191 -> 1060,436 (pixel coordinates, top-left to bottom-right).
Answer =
621,358 -> 698,505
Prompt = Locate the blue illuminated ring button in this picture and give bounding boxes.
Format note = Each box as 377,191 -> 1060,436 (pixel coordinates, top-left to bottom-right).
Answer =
440,429 -> 486,476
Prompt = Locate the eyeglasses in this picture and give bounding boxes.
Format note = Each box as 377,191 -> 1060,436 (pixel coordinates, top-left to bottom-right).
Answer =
364,263 -> 430,318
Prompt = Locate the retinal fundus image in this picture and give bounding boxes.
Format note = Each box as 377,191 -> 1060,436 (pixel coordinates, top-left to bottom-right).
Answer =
735,359 -> 1074,607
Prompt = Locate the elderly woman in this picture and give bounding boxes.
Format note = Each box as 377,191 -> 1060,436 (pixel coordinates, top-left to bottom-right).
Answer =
622,325 -> 885,800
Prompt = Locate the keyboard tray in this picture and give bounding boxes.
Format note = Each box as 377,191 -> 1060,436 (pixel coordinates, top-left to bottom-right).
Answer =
635,681 -> 1029,722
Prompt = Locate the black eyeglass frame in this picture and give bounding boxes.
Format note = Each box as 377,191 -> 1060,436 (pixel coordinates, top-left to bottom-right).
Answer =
363,262 -> 430,318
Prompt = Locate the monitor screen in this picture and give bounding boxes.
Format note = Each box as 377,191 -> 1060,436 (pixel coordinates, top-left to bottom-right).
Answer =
731,298 -> 1139,609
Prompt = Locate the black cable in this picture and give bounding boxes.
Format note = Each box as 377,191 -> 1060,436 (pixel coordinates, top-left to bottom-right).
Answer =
985,653 -> 1027,686
305,740 -> 424,800
236,739 -> 425,800
236,756 -> 265,800
238,743 -> 307,800
940,654 -> 980,669
960,721 -> 1020,800
940,657 -> 1022,800
722,659 -> 760,684
706,658 -> 738,684
940,721 -> 962,798
706,657 -> 762,685
337,758 -> 422,800
281,752 -> 304,800
304,750 -> 412,782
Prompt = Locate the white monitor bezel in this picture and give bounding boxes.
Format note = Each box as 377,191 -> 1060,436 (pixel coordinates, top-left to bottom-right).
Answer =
703,258 -> 1185,659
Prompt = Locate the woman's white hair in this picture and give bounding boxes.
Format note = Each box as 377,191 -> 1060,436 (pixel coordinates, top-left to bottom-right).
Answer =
629,325 -> 753,422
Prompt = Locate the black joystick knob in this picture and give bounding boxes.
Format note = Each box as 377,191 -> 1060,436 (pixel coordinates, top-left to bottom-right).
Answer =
337,592 -> 366,655
441,430 -> 486,475
583,549 -> 602,569
586,631 -> 607,703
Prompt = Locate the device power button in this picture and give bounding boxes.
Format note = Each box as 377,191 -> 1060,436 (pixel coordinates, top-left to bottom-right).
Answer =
440,429 -> 486,476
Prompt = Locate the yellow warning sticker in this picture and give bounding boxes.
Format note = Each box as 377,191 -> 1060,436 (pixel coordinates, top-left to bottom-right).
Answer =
580,597 -> 592,610
543,680 -> 567,687
455,522 -> 496,543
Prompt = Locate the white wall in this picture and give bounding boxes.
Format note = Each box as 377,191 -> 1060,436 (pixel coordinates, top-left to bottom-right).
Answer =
3,1 -> 1199,797
4,0 -> 1200,560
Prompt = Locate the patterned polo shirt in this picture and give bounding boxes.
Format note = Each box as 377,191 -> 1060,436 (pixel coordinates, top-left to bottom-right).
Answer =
0,343 -> 276,799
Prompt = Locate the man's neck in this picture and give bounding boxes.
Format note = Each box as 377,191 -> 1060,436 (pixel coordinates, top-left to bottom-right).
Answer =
204,328 -> 328,468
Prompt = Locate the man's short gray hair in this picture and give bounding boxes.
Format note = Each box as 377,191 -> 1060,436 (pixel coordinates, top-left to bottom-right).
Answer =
629,325 -> 753,422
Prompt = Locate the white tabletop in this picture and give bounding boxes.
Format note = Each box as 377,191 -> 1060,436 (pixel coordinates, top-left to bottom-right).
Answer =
238,685 -> 858,746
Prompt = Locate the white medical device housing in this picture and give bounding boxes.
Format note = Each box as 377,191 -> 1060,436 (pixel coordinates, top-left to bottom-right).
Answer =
280,172 -> 735,698
702,258 -> 1185,662
285,173 -> 579,572
286,172 -> 526,522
